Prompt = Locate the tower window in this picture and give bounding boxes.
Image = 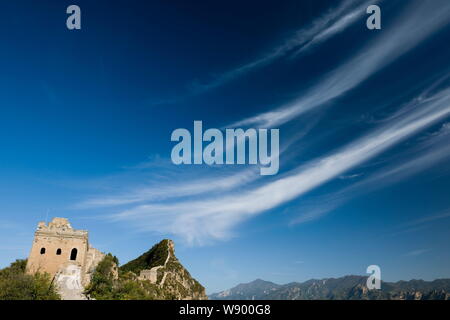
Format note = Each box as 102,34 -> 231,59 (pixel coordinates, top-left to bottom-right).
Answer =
56,248 -> 62,255
40,247 -> 46,255
70,248 -> 78,261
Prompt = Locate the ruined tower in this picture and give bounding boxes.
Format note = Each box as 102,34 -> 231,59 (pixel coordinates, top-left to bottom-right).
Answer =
26,217 -> 104,290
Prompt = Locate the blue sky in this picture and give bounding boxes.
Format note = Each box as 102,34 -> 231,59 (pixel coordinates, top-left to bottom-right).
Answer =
1,0 -> 450,294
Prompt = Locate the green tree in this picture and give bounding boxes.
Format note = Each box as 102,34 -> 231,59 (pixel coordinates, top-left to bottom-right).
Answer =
0,259 -> 60,300
84,254 -> 117,299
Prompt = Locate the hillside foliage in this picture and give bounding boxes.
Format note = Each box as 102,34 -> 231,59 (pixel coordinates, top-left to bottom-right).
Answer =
119,239 -> 170,274
85,253 -> 163,300
0,259 -> 60,300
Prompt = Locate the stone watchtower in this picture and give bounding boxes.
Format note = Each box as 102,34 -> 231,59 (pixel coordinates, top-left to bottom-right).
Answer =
26,217 -> 104,290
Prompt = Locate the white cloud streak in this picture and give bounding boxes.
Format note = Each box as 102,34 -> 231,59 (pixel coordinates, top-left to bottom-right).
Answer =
290,121 -> 450,225
233,0 -> 450,128
291,1 -> 369,57
193,0 -> 369,92
77,119 -> 320,209
403,249 -> 430,257
77,168 -> 260,208
112,86 -> 450,245
405,210 -> 450,228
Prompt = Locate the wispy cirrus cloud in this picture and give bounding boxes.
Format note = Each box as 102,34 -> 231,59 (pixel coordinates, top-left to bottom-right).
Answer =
77,168 -> 260,208
77,119 -> 320,210
386,209 -> 450,237
339,173 -> 363,180
106,84 -> 450,245
403,249 -> 430,257
290,118 -> 450,226
74,1 -> 450,246
290,1 -> 372,57
186,0 -> 371,95
405,209 -> 450,228
232,0 -> 450,128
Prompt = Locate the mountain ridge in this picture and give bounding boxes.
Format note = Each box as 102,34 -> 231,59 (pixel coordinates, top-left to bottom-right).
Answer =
210,276 -> 450,300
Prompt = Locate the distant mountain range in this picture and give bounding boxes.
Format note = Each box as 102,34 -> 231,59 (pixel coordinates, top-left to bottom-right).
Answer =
210,276 -> 450,300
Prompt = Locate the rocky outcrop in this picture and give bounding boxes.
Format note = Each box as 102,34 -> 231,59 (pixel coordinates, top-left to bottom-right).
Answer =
120,239 -> 207,300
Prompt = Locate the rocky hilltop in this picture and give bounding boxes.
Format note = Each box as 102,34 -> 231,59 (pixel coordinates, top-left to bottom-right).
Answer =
120,239 -> 207,300
210,276 -> 450,300
85,239 -> 207,300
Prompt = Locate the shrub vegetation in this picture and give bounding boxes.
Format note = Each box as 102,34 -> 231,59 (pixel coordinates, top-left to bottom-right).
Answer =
0,259 -> 60,300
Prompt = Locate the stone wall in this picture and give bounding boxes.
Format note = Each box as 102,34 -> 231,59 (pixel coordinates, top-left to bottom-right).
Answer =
83,245 -> 106,286
138,269 -> 158,283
